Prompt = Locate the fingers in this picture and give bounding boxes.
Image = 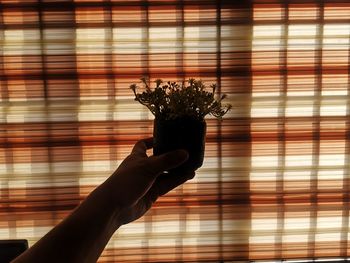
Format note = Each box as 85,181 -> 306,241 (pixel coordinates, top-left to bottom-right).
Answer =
131,137 -> 153,156
157,170 -> 195,196
131,138 -> 189,174
146,170 -> 196,203
148,149 -> 189,174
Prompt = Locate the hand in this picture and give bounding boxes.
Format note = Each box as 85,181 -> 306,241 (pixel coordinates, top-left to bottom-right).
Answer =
101,138 -> 195,225
12,138 -> 194,263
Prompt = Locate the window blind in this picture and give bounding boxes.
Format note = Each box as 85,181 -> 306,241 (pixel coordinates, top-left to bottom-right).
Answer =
0,0 -> 350,262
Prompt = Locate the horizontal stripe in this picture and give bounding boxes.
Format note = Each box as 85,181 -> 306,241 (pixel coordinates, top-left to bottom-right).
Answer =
1,1 -> 350,262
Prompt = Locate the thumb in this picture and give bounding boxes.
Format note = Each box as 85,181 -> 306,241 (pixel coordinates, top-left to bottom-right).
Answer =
149,149 -> 189,174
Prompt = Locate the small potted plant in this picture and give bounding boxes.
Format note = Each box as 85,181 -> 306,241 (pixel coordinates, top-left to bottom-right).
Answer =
130,77 -> 231,171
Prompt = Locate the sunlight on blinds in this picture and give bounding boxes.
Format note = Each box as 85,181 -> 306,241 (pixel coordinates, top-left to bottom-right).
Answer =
250,2 -> 350,261
0,1 -> 245,262
1,0 -> 350,262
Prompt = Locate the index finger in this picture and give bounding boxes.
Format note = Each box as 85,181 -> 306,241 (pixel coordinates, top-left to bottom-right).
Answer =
131,137 -> 154,156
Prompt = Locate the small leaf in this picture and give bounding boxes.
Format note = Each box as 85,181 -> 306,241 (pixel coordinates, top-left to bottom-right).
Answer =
130,78 -> 232,120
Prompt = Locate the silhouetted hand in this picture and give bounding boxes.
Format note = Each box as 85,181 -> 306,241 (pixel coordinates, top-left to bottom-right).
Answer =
101,137 -> 195,225
12,137 -> 195,263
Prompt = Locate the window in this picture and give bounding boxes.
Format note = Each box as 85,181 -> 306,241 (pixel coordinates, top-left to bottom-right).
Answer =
0,1 -> 350,262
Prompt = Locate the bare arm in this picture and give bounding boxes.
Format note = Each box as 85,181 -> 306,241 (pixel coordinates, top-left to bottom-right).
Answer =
12,138 -> 194,263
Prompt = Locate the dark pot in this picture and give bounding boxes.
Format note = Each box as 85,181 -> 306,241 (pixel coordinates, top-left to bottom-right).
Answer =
153,117 -> 206,171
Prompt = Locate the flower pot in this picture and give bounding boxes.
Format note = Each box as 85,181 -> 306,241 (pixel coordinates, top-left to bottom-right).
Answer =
153,117 -> 206,171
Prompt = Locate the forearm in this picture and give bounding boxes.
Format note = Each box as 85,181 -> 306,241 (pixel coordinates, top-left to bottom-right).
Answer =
12,185 -> 120,263
11,138 -> 190,263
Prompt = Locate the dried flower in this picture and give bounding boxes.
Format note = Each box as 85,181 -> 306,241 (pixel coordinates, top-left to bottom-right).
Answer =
130,78 -> 232,121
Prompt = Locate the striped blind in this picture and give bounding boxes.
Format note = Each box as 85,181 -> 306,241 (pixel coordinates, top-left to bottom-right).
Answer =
251,2 -> 350,261
0,0 -> 350,262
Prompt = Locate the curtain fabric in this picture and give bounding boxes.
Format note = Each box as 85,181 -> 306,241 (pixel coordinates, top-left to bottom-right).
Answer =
0,0 -> 349,262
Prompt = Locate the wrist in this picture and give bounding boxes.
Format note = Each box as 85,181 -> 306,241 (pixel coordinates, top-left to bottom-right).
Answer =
85,185 -> 123,231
